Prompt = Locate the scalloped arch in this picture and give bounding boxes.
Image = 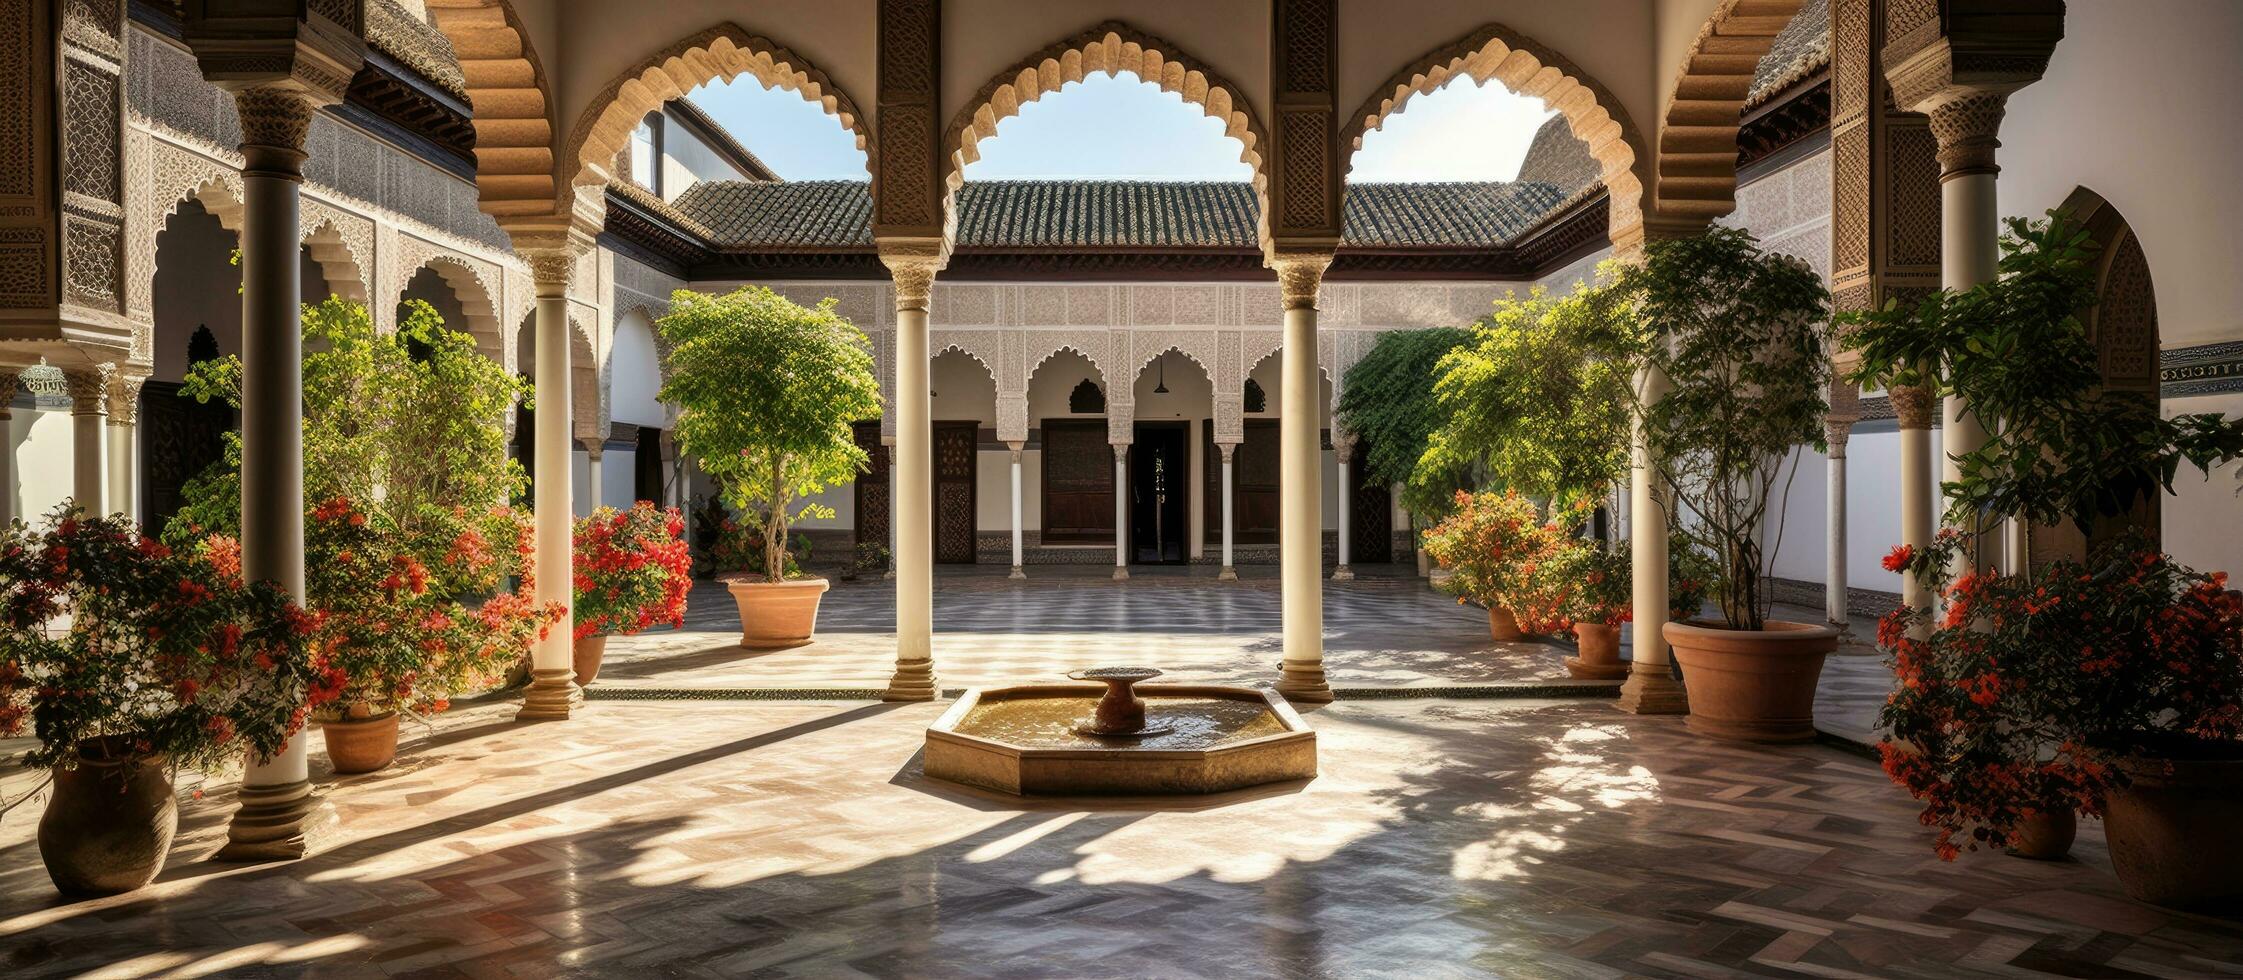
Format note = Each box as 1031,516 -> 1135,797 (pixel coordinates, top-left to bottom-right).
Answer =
300,218 -> 369,304
1027,343 -> 1109,385
1655,0 -> 1808,226
1129,344 -> 1213,384
946,23 -> 1271,252
564,24 -> 869,194
403,255 -> 506,359
932,342 -> 999,382
426,0 -> 563,220
1345,23 -> 1649,251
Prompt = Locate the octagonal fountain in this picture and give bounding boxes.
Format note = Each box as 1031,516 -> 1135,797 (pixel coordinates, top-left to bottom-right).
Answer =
924,668 -> 1317,796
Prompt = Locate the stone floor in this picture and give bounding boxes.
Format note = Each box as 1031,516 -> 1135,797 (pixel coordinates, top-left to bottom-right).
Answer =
599,565 -> 1606,695
5,698 -> 2237,979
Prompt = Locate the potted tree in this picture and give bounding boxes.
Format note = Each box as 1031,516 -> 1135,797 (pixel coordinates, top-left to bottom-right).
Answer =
1850,215 -> 2243,902
0,510 -> 330,896
1612,227 -> 1835,742
1539,531 -> 1727,680
659,287 -> 880,648
169,298 -> 558,774
572,502 -> 693,685
1420,489 -> 1574,640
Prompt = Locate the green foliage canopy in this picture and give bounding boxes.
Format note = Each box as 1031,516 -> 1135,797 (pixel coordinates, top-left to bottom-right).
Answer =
1419,280 -> 1634,517
657,287 -> 881,582
1334,327 -> 1468,518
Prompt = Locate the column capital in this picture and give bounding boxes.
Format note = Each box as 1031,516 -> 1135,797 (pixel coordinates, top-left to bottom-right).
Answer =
1332,429 -> 1357,462
1921,90 -> 2010,180
879,238 -> 948,312
1216,441 -> 1238,464
1111,442 -> 1131,463
1825,417 -> 1854,452
62,364 -> 116,416
0,370 -> 19,417
105,371 -> 147,425
524,250 -> 579,296
1889,383 -> 1938,429
1269,251 -> 1334,311
579,436 -> 605,459
1006,442 -> 1023,462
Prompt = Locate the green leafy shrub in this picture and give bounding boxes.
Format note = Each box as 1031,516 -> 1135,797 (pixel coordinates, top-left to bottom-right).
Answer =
1335,327 -> 1470,519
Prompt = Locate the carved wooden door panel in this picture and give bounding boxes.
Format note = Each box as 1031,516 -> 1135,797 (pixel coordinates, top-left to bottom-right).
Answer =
933,421 -> 978,564
853,420 -> 890,551
1040,420 -> 1114,543
1233,419 -> 1280,544
138,382 -> 233,529
1350,447 -> 1392,563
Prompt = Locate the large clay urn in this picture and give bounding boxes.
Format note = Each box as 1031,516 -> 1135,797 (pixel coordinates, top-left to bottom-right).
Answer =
726,575 -> 831,649
2102,741 -> 2243,907
320,708 -> 401,775
1567,623 -> 1628,680
1486,606 -> 1524,642
2005,807 -> 2077,861
38,737 -> 178,896
573,633 -> 610,687
1664,619 -> 1836,742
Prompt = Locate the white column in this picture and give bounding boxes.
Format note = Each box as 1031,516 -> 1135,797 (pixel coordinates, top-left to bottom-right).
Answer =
104,373 -> 141,523
581,438 -> 603,513
1007,443 -> 1024,579
517,252 -> 581,721
1895,386 -> 1937,631
1930,92 -> 2008,573
1218,442 -> 1238,581
0,372 -> 15,527
64,368 -> 108,516
1617,366 -> 1685,714
1331,435 -> 1354,581
1112,443 -> 1130,581
881,253 -> 939,700
1825,419 -> 1851,626
217,85 -> 334,860
1273,253 -> 1332,702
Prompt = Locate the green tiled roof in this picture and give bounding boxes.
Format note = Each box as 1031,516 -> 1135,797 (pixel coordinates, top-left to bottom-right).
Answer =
668,178 -> 1579,251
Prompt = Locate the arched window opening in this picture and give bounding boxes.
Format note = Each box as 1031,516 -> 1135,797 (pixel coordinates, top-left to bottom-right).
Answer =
1069,379 -> 1107,414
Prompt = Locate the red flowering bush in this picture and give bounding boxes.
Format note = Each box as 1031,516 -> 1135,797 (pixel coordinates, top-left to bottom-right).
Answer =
1540,540 -> 1629,629
0,508 -> 327,772
1422,490 -> 1576,632
574,503 -> 692,640
1877,528 -> 2243,860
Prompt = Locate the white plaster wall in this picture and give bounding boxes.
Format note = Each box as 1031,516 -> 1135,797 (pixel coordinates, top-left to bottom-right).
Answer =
609,309 -> 667,427
2163,392 -> 2243,578
5,409 -> 77,523
151,205 -> 243,383
1838,426 -> 1947,594
659,113 -> 749,199
1766,444 -> 1829,586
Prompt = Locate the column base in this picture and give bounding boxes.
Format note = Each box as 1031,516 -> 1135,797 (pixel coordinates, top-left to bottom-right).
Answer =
1112,566 -> 1129,581
884,570 -> 896,581
1330,564 -> 1354,581
1008,565 -> 1025,580
212,778 -> 337,862
1276,661 -> 1335,704
883,659 -> 939,702
1217,566 -> 1237,581
1614,666 -> 1690,715
515,667 -> 582,722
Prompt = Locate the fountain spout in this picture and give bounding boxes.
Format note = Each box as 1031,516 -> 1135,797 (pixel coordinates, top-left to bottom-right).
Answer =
1067,667 -> 1171,737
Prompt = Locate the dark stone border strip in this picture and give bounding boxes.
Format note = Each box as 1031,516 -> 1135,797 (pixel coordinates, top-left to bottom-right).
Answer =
583,682 -> 1622,703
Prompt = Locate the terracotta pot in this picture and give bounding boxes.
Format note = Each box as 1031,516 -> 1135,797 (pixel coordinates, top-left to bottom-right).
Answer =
320,710 -> 401,775
727,576 -> 831,649
1664,619 -> 1837,743
2005,807 -> 2077,861
1486,606 -> 1524,642
1567,622 -> 1628,680
2103,742 -> 2243,907
38,738 -> 177,896
574,633 -> 610,687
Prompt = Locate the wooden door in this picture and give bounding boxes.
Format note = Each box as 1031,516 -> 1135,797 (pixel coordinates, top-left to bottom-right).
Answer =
1233,419 -> 1280,544
853,420 -> 890,550
138,381 -> 233,529
634,426 -> 664,504
933,421 -> 978,563
1041,420 -> 1114,543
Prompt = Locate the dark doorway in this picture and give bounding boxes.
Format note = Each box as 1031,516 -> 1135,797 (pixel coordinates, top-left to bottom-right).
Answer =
1040,419 -> 1114,544
138,381 -> 233,530
1130,422 -> 1188,564
853,420 -> 890,551
1349,447 -> 1393,563
634,426 -> 664,504
1203,419 -> 1279,545
933,420 -> 978,564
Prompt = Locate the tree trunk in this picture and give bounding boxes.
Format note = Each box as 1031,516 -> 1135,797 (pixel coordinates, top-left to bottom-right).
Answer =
765,454 -> 788,582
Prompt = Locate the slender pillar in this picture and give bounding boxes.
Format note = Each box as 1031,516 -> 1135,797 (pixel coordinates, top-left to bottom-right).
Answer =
1928,91 -> 2008,572
217,85 -> 335,860
63,367 -> 109,516
1331,435 -> 1354,581
1217,442 -> 1238,581
581,437 -> 603,513
104,372 -> 142,522
1273,253 -> 1333,703
1111,444 -> 1130,581
883,443 -> 897,581
1007,442 -> 1025,579
882,253 -> 940,700
1825,419 -> 1852,626
1617,367 -> 1686,714
0,371 -> 15,526
517,253 -> 581,721
1893,385 -> 1938,632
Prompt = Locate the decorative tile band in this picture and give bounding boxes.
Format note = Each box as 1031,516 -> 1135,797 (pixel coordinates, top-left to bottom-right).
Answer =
2160,342 -> 2243,397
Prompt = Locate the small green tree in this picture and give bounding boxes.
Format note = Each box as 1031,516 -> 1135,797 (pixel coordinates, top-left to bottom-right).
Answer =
1613,227 -> 1831,630
1419,279 -> 1634,517
1335,327 -> 1469,519
657,287 -> 881,581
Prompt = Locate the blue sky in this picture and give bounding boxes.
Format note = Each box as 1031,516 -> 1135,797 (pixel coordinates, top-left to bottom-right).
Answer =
688,71 -> 1557,183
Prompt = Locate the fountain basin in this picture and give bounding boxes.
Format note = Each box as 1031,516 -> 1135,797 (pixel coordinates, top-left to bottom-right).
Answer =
925,684 -> 1317,796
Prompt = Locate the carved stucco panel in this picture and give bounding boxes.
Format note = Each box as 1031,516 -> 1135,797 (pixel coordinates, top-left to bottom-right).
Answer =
298,197 -> 374,301
1127,329 -> 1219,383
1065,286 -> 1115,327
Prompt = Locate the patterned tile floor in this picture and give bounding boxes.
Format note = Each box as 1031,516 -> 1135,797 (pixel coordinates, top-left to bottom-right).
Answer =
598,565 -> 1605,693
5,699 -> 2237,979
